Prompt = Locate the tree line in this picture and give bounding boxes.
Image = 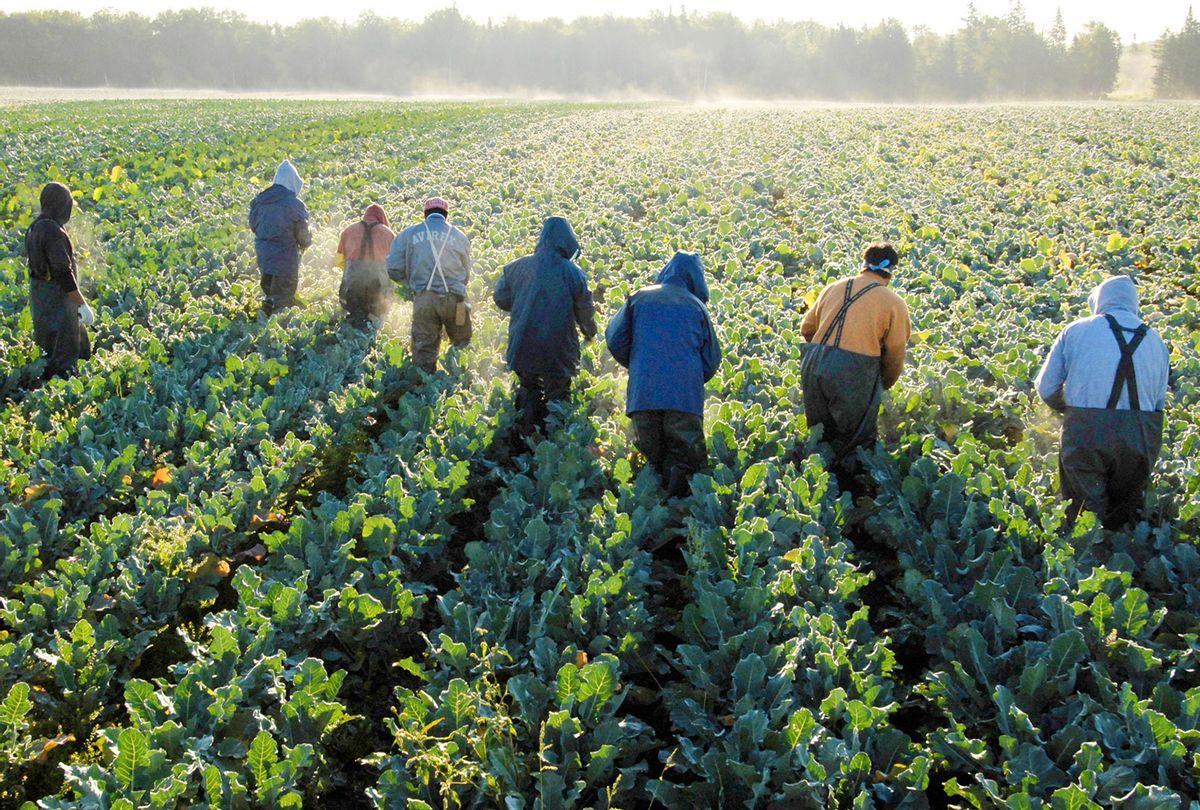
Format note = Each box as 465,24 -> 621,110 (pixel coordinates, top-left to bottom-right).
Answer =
0,4 -> 1195,100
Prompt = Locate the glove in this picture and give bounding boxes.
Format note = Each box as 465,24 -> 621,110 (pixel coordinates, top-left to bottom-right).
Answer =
78,302 -> 96,328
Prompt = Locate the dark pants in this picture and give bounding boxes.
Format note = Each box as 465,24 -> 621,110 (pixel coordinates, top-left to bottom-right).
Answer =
340,260 -> 391,328
632,410 -> 708,498
1060,407 -> 1163,530
30,277 -> 90,379
261,273 -> 298,315
412,290 -> 472,373
801,343 -> 882,476
514,372 -> 571,438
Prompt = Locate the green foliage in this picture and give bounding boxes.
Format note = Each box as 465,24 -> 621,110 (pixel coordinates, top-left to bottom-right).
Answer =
2,100 -> 1199,809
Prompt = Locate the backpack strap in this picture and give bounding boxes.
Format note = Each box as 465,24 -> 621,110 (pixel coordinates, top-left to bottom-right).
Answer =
1104,314 -> 1148,410
817,280 -> 884,348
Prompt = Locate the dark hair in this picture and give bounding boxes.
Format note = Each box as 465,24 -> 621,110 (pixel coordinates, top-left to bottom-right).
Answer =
425,208 -> 448,219
863,242 -> 899,276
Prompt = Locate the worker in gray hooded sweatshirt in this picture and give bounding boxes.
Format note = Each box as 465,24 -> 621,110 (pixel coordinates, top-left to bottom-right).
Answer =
250,159 -> 312,314
1036,275 -> 1170,530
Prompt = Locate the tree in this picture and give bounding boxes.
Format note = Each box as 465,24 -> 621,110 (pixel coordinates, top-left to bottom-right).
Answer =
1068,22 -> 1122,98
1155,7 -> 1200,97
0,6 -> 1152,101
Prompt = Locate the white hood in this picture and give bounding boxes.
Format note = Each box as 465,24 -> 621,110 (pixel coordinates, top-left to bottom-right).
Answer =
1088,275 -> 1140,320
273,159 -> 303,196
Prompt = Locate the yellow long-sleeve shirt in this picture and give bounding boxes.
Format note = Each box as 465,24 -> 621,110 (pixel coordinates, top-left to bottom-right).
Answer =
801,272 -> 911,389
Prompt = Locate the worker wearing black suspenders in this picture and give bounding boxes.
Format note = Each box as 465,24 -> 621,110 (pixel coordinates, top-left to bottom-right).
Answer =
337,203 -> 396,329
1036,276 -> 1170,530
24,182 -> 94,380
800,242 -> 912,479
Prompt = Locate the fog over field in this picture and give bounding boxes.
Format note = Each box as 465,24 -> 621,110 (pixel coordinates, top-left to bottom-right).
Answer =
2,3 -> 1199,99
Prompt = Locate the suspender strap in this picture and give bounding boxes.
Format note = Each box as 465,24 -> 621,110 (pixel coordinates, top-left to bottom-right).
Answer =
355,221 -> 375,262
422,219 -> 451,293
817,280 -> 883,348
1104,314 -> 1148,411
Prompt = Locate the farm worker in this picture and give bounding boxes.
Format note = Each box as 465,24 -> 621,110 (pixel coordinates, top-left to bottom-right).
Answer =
605,251 -> 721,497
386,197 -> 472,373
800,241 -> 911,475
24,182 -> 93,379
249,159 -> 311,315
1035,275 -> 1169,530
494,216 -> 597,439
336,203 -> 396,329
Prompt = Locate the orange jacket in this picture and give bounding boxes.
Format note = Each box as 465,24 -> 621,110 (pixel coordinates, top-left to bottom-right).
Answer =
801,272 -> 911,389
335,204 -> 395,267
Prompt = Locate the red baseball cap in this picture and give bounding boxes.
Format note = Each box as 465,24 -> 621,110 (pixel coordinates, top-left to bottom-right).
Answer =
423,197 -> 449,214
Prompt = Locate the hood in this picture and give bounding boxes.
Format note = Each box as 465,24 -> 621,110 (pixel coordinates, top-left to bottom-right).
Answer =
1088,275 -> 1140,320
40,181 -> 73,225
363,203 -> 389,227
535,216 -> 581,260
656,251 -> 709,303
273,160 -> 303,196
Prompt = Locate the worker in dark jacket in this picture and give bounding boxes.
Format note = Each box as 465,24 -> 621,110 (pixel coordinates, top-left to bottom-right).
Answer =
336,203 -> 396,329
1036,275 -> 1170,530
494,216 -> 597,438
800,242 -> 911,477
250,159 -> 311,315
605,252 -> 721,497
387,197 -> 472,372
24,182 -> 93,379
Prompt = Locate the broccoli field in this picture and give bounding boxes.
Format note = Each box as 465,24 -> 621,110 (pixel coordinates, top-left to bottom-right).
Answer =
1,100 -> 1199,809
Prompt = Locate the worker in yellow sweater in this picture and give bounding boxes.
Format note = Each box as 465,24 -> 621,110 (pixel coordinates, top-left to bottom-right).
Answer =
800,242 -> 911,476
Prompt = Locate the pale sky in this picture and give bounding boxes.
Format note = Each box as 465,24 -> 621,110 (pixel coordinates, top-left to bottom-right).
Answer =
3,0 -> 1192,42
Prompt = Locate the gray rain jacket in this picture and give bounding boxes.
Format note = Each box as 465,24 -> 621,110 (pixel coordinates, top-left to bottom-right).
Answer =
386,213 -> 471,297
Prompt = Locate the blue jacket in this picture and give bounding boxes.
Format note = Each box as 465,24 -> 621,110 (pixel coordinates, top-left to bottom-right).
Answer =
249,178 -> 311,278
1036,275 -> 1170,411
605,252 -> 721,416
494,217 -> 597,377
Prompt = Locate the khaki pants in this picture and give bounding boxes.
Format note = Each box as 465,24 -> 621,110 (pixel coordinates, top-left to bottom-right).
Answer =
412,290 -> 471,373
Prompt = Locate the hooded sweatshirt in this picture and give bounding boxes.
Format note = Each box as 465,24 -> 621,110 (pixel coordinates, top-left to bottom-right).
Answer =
25,182 -> 79,294
605,252 -> 722,416
1036,276 -> 1170,411
336,204 -> 395,268
386,212 -> 471,296
494,217 -> 597,377
249,160 -> 311,278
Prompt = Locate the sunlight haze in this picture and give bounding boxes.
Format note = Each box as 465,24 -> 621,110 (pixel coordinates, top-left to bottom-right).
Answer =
3,0 -> 1192,42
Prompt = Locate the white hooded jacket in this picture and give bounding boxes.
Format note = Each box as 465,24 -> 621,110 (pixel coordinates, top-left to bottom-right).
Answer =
1036,276 -> 1170,411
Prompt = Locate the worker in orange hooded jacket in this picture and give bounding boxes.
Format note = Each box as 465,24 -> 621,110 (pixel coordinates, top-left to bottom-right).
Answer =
335,203 -> 396,329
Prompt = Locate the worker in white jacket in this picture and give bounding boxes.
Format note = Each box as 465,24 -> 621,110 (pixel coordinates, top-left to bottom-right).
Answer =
1036,275 -> 1170,529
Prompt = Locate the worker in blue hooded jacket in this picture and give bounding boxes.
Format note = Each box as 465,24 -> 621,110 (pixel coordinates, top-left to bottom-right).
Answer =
249,159 -> 312,314
494,216 -> 597,439
1035,275 -> 1170,529
606,252 -> 722,497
